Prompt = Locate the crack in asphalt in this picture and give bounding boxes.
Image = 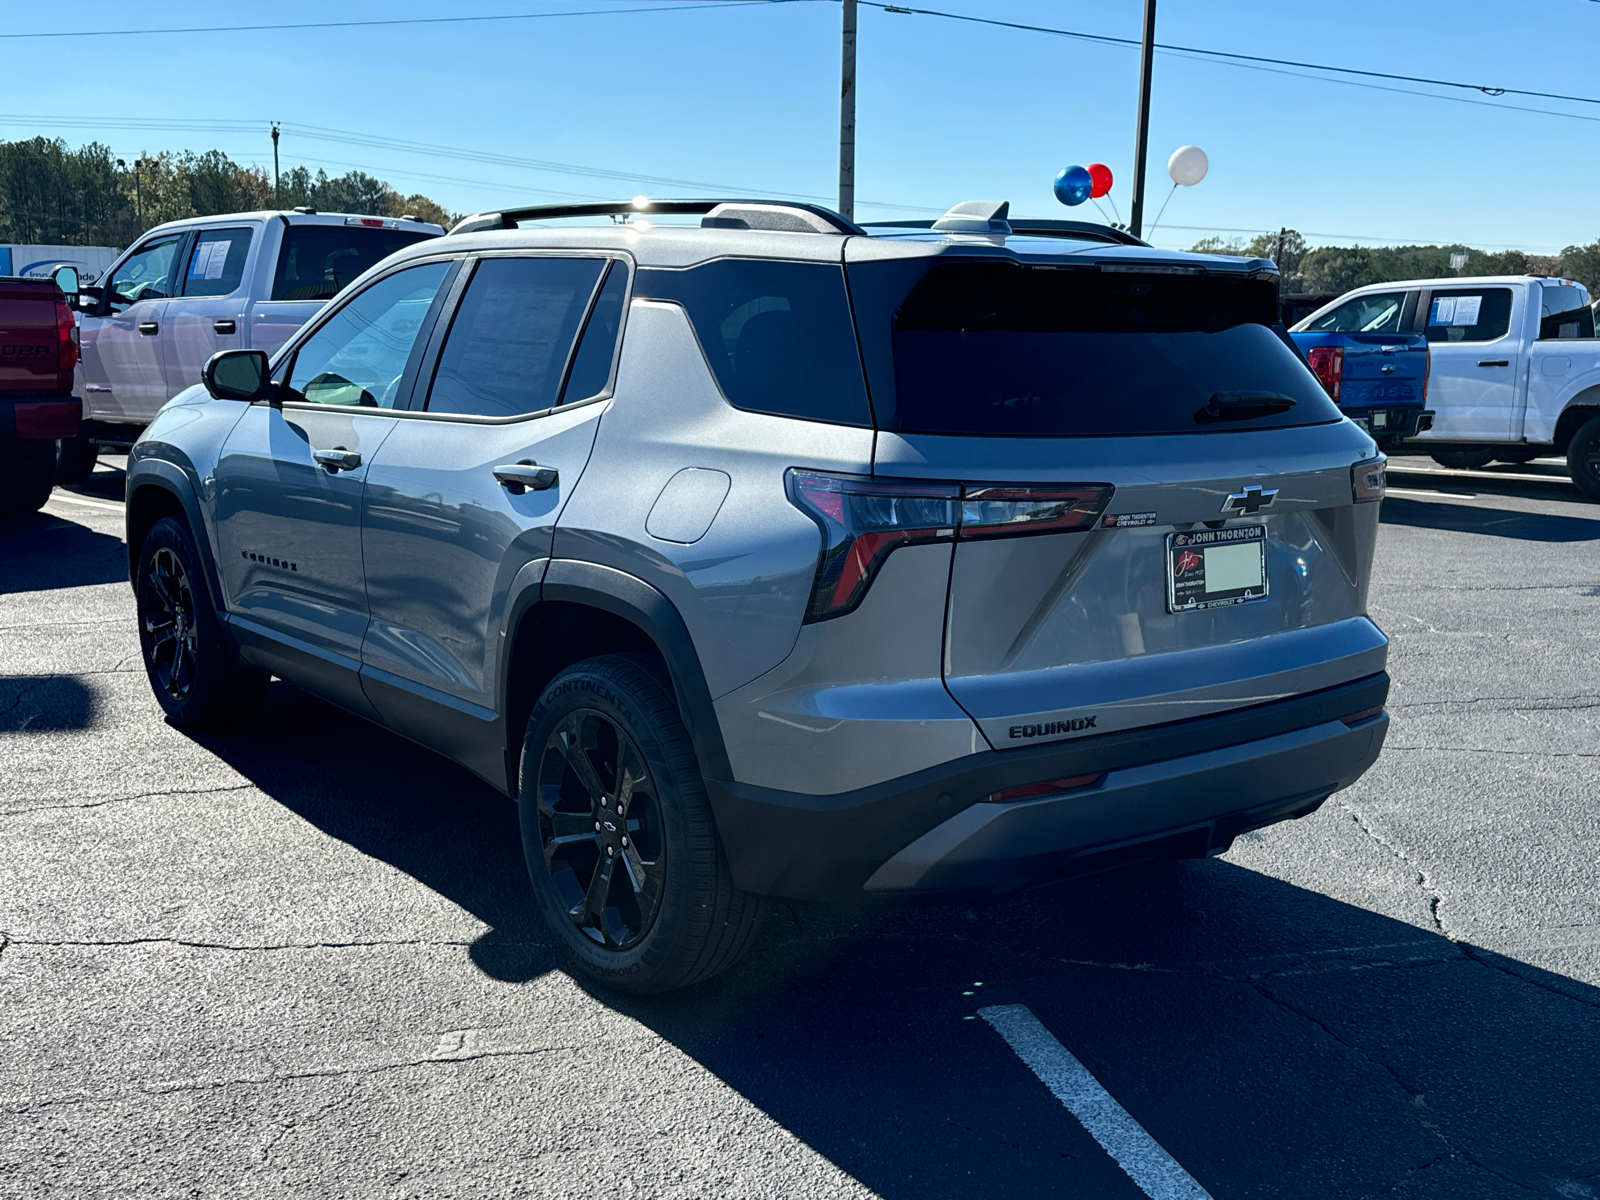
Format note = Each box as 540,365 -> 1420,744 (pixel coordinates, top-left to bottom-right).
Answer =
1392,694 -> 1600,713
1339,802 -> 1449,937
1,781 -> 256,817
1387,744 -> 1600,759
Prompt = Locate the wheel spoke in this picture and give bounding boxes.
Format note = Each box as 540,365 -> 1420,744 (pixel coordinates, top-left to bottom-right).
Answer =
556,718 -> 609,803
576,854 -> 615,934
615,743 -> 647,816
619,841 -> 662,907
547,810 -> 596,840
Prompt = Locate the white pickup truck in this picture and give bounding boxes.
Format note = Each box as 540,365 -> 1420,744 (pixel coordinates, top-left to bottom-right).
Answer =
1293,275 -> 1600,499
58,208 -> 442,482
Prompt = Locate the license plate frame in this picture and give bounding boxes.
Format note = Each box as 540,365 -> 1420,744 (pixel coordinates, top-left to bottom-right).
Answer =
1167,523 -> 1269,613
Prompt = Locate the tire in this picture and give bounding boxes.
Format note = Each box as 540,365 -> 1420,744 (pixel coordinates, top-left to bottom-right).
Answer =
518,653 -> 764,994
0,437 -> 57,516
1567,415 -> 1600,502
135,516 -> 269,727
1430,449 -> 1497,470
55,433 -> 98,485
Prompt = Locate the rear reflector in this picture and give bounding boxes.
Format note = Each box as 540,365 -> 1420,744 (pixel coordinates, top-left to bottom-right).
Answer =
787,469 -> 1112,622
984,773 -> 1106,803
1340,705 -> 1384,726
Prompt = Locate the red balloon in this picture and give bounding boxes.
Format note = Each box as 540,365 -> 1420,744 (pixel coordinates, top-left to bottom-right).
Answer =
1088,163 -> 1113,198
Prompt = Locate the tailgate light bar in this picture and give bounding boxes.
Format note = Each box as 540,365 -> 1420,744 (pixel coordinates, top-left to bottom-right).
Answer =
787,470 -> 1112,623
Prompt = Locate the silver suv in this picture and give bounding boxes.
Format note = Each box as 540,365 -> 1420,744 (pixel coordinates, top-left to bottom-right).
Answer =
126,198 -> 1391,993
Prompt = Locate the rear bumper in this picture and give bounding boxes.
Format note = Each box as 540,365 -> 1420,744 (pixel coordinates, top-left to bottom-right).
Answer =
706,672 -> 1389,901
1347,406 -> 1432,441
0,395 -> 81,440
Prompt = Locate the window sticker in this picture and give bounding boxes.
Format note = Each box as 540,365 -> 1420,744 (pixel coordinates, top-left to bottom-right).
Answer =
1429,296 -> 1456,325
1451,295 -> 1482,326
190,239 -> 228,279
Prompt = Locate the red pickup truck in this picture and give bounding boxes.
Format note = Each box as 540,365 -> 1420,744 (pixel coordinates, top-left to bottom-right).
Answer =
0,275 -> 81,515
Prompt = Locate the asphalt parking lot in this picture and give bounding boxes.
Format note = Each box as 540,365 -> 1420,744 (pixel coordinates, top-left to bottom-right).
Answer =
3,455 -> 1598,1199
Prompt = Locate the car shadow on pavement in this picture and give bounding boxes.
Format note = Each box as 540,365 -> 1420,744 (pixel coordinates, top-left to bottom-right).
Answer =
1380,497 -> 1600,542
0,674 -> 98,731
188,681 -> 1600,1198
0,511 -> 128,594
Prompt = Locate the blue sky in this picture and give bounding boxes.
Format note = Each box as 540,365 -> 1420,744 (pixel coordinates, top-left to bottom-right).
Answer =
3,0 -> 1597,252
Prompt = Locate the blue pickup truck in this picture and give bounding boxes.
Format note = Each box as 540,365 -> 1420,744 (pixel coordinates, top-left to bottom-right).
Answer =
1289,290 -> 1432,449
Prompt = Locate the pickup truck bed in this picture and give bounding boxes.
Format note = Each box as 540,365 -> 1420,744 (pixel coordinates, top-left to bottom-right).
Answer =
0,277 -> 80,515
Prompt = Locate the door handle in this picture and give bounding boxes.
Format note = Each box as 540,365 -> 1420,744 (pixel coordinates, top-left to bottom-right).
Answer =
1477,359 -> 1509,367
213,319 -> 237,335
493,461 -> 558,493
312,447 -> 362,473
138,321 -> 159,336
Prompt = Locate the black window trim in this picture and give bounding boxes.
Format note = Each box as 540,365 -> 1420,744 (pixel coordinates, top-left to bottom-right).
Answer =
403,249 -> 634,426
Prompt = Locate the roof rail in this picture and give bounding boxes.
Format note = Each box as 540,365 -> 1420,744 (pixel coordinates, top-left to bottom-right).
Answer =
860,216 -> 1148,247
448,198 -> 865,237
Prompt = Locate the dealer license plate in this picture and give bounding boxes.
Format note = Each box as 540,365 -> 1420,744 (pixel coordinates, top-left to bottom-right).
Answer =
1167,524 -> 1268,612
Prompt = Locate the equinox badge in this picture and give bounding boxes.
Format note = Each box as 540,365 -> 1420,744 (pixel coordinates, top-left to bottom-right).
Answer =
1222,484 -> 1278,515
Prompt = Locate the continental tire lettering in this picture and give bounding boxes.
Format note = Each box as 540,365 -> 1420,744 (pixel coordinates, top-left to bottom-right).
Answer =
1008,716 -> 1099,739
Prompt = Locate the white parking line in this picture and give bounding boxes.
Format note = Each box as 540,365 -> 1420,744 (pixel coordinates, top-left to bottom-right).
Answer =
980,1004 -> 1215,1200
46,492 -> 125,514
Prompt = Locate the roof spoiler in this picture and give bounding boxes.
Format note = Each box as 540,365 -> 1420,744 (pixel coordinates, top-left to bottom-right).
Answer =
447,198 -> 865,236
861,214 -> 1149,247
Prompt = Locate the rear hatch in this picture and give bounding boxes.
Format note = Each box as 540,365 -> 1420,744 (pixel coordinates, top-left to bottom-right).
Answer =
847,249 -> 1388,750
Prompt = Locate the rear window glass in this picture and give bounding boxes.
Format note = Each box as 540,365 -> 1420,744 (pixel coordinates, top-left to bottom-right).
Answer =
271,225 -> 439,301
1303,291 -> 1405,334
853,260 -> 1341,437
1539,285 -> 1595,340
635,260 -> 871,427
1423,288 -> 1512,343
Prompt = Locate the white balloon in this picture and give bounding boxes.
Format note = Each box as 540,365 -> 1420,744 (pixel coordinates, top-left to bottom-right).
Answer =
1168,145 -> 1209,187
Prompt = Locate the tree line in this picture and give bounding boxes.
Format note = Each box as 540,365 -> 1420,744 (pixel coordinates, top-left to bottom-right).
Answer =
1191,228 -> 1600,296
0,136 -> 456,248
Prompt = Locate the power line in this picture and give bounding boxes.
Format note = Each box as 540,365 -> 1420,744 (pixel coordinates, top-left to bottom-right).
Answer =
865,2 -> 1600,109
0,0 -> 812,40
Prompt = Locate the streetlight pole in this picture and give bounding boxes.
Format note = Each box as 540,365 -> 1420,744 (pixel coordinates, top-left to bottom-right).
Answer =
839,0 -> 857,222
271,123 -> 281,207
1128,0 -> 1157,238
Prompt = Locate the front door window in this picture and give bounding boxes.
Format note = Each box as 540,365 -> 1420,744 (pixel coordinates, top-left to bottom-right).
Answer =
107,236 -> 183,313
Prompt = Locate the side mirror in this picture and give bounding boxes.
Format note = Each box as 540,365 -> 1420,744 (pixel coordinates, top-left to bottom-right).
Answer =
76,286 -> 102,313
51,265 -> 79,300
203,349 -> 272,402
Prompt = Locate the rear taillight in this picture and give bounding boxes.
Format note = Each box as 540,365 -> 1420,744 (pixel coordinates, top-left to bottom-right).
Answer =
1305,345 -> 1342,402
787,470 -> 1112,622
55,301 -> 79,372
1351,455 -> 1386,503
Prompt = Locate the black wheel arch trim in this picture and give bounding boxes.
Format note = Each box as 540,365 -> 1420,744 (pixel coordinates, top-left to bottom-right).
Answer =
510,558 -> 733,784
125,459 -> 230,620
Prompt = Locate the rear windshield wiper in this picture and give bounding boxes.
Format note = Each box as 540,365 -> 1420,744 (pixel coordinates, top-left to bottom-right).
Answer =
1195,391 -> 1297,424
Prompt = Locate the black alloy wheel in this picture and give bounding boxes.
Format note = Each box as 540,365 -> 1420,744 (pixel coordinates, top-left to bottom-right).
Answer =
536,708 -> 667,950
1570,415 -> 1600,502
144,545 -> 199,702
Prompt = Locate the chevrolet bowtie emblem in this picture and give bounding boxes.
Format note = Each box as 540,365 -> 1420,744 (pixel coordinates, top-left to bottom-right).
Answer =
1223,485 -> 1278,515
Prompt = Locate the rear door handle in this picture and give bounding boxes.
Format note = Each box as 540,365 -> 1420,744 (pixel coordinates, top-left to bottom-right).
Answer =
312,447 -> 362,473
493,461 -> 559,493
138,321 -> 159,336
213,319 -> 237,335
1477,359 -> 1509,367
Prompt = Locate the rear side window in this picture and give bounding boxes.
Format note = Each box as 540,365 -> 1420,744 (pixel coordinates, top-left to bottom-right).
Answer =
636,259 -> 871,427
852,260 -> 1341,437
561,260 -> 629,402
425,256 -> 605,418
1539,285 -> 1595,340
182,227 -> 252,297
1423,288 -> 1512,343
271,225 -> 439,301
1303,291 -> 1405,334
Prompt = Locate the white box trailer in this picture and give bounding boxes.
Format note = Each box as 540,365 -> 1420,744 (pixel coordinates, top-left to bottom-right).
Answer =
0,244 -> 121,283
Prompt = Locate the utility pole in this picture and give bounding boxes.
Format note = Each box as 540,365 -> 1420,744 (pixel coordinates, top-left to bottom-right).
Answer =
1274,227 -> 1286,266
838,0 -> 857,222
271,123 -> 281,207
1128,0 -> 1157,238
133,154 -> 143,228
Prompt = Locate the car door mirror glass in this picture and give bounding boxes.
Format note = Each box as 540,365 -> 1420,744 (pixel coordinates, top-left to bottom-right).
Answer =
51,265 -> 79,300
204,349 -> 270,401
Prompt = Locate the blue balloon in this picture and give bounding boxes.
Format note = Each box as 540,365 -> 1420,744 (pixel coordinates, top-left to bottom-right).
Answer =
1053,165 -> 1093,207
